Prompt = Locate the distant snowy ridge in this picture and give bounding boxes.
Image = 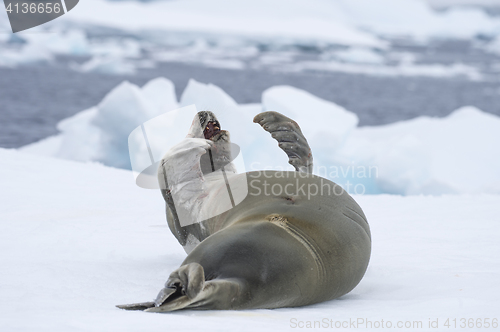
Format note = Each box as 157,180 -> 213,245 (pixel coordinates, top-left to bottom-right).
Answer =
57,0 -> 500,43
5,0 -> 496,43
0,28 -> 484,79
58,0 -> 384,48
2,0 -> 499,77
20,77 -> 500,196
3,0 -> 500,78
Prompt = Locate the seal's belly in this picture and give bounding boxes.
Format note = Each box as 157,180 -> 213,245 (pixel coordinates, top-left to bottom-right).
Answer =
180,171 -> 371,300
181,172 -> 371,307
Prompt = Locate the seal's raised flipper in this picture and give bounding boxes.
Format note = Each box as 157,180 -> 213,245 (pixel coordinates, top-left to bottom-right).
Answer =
253,111 -> 313,173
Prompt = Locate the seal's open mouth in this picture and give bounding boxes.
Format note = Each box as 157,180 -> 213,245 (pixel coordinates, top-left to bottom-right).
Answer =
203,121 -> 221,140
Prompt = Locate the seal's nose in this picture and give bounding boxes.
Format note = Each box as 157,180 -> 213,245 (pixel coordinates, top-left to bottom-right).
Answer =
203,121 -> 221,139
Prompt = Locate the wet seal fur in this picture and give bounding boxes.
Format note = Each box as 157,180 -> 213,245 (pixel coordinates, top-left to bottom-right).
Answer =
117,111 -> 371,312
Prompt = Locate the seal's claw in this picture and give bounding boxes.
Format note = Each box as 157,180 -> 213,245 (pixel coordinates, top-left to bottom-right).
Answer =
154,287 -> 177,307
116,301 -> 155,311
254,111 -> 313,173
144,295 -> 192,313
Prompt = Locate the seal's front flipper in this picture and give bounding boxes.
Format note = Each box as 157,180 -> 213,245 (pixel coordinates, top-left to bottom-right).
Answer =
116,301 -> 155,311
140,263 -> 205,312
143,263 -> 246,312
253,111 -> 313,173
115,266 -> 195,313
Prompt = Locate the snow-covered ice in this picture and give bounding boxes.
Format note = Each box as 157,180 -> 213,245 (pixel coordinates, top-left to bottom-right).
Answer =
0,148 -> 499,331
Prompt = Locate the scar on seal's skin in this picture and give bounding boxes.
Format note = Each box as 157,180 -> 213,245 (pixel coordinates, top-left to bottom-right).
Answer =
266,214 -> 288,226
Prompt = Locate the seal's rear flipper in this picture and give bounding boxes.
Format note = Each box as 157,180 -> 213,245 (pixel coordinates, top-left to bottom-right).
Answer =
116,302 -> 155,311
253,111 -> 313,173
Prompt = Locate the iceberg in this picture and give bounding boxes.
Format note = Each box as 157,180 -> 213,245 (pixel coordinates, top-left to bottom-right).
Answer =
334,106 -> 500,195
22,78 -> 179,169
20,78 -> 500,196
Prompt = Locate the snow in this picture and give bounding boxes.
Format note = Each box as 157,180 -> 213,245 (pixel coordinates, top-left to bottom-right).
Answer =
0,147 -> 499,331
21,78 -> 500,196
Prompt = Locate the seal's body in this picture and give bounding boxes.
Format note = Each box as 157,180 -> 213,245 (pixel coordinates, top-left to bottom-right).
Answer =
117,111 -> 371,312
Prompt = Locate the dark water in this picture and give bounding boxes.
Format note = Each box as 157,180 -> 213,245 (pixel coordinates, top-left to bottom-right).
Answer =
1,55 -> 500,148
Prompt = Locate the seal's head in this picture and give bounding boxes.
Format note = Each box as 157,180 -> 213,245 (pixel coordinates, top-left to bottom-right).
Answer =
185,111 -> 234,174
187,111 -> 230,143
